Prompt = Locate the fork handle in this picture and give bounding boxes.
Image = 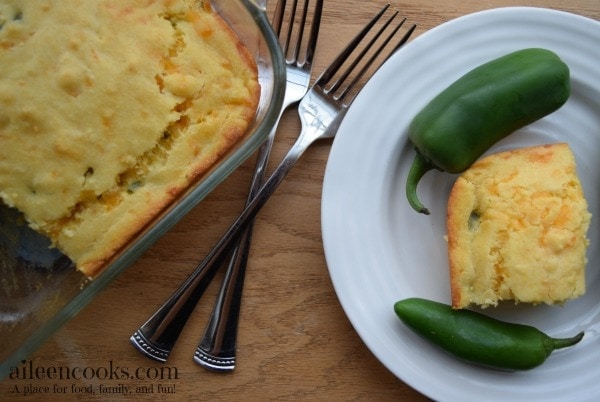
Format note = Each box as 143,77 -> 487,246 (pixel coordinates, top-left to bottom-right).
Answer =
193,220 -> 253,371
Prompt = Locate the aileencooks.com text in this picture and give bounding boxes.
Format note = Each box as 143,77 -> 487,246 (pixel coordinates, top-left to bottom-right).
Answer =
7,360 -> 179,381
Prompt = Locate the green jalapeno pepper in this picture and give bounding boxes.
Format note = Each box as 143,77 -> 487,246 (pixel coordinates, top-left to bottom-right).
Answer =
394,298 -> 584,371
406,48 -> 570,214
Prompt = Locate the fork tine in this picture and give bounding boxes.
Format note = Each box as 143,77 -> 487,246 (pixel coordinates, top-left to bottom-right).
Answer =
271,0 -> 286,36
303,0 -> 323,67
389,21 -> 417,55
289,0 -> 308,61
281,0 -> 298,58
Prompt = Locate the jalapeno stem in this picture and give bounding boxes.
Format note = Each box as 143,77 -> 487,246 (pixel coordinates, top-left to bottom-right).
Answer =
406,152 -> 434,215
551,331 -> 584,350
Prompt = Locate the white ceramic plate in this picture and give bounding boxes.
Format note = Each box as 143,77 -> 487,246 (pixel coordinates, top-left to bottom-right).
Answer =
321,7 -> 600,401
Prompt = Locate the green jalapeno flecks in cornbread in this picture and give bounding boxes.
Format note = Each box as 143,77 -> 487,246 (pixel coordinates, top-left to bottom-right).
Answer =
394,298 -> 584,371
405,48 -> 570,214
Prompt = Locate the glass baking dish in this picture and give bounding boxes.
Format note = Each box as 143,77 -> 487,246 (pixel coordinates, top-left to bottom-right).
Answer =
0,0 -> 285,379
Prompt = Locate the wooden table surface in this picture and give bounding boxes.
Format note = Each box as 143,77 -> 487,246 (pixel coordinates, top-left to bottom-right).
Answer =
2,0 -> 598,400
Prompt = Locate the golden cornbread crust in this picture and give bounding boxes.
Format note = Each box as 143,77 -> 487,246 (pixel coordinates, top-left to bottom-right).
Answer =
447,143 -> 591,309
0,1 -> 260,276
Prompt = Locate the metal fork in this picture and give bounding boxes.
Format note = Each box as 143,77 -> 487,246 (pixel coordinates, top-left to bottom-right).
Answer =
193,0 -> 323,372
130,0 -> 322,363
131,4 -> 416,364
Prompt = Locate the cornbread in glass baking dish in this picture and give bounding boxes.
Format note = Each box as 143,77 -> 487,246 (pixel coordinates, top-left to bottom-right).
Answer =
0,0 -> 261,277
0,0 -> 284,377
447,143 -> 591,309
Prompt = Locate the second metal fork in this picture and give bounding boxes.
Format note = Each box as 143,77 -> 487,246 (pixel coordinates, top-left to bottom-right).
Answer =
194,0 -> 323,372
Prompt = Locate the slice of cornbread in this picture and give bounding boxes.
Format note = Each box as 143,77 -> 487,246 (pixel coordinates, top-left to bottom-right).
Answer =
447,143 -> 591,309
0,1 -> 260,276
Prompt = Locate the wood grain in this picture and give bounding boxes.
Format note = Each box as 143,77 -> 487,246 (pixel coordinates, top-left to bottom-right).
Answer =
1,0 -> 597,400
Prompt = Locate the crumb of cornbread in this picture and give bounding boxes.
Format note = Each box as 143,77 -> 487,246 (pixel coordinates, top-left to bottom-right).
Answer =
447,143 -> 591,309
0,1 -> 260,276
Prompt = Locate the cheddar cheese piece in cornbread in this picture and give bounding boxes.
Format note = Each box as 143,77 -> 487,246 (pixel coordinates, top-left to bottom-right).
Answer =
0,1 -> 260,276
447,143 -> 591,309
